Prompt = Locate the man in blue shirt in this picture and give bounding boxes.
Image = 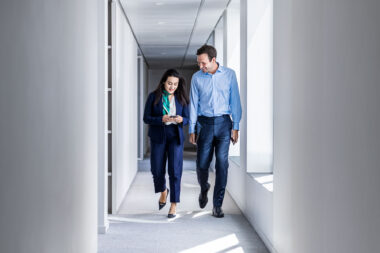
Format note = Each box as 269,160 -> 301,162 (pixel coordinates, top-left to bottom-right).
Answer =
189,45 -> 242,218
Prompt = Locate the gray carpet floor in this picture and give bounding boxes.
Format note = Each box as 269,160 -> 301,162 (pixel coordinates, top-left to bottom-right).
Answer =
98,152 -> 269,253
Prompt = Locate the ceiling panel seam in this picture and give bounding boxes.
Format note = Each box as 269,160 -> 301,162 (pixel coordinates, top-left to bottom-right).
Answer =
204,0 -> 232,45
118,0 -> 150,68
180,0 -> 205,69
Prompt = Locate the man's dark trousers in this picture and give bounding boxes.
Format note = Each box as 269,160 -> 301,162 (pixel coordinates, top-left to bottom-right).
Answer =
196,115 -> 232,208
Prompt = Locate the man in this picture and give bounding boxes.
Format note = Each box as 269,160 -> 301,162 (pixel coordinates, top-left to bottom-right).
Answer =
189,44 -> 242,218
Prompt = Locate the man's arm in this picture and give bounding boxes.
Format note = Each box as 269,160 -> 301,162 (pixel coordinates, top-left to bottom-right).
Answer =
230,70 -> 242,131
189,76 -> 199,144
230,71 -> 242,144
189,77 -> 199,133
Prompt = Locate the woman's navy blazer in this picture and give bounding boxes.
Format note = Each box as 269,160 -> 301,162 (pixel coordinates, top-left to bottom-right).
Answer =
143,92 -> 189,144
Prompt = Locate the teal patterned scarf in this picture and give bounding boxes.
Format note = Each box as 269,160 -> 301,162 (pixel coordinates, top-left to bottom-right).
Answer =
162,90 -> 170,115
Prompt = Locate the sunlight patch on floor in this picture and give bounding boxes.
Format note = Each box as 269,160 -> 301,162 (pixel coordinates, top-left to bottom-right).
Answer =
192,210 -> 211,218
179,234 -> 239,253
108,216 -> 168,224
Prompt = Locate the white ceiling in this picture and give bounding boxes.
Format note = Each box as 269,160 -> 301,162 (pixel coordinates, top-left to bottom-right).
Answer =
120,0 -> 230,69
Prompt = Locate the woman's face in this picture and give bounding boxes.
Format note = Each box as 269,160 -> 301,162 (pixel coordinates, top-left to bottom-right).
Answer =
164,76 -> 179,94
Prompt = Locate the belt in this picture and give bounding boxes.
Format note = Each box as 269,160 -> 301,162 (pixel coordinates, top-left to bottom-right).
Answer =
197,115 -> 230,124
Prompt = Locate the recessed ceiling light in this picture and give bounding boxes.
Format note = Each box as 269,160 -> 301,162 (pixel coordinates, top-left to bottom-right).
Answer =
155,2 -> 164,6
157,21 -> 166,25
161,52 -> 167,55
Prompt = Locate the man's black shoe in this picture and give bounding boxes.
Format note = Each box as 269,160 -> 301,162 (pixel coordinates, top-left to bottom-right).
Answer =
198,183 -> 210,209
212,206 -> 224,218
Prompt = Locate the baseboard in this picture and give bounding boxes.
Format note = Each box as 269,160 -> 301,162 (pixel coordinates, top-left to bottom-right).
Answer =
98,223 -> 109,234
252,223 -> 276,253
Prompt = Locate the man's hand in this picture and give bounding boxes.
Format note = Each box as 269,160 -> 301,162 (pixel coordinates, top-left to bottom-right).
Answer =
189,133 -> 197,145
231,130 -> 239,145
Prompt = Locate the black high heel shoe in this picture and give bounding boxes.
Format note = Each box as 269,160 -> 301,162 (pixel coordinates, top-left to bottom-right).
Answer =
167,212 -> 176,218
158,188 -> 169,210
168,205 -> 176,218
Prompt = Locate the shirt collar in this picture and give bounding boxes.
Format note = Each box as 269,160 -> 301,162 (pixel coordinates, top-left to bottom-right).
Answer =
216,62 -> 224,73
203,62 -> 224,75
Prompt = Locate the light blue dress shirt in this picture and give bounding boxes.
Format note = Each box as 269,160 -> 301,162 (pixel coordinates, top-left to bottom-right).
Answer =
189,64 -> 242,133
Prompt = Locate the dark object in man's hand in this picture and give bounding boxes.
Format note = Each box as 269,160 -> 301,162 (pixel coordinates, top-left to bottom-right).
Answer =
169,115 -> 177,118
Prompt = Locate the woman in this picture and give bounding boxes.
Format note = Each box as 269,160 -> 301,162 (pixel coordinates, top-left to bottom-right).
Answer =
143,69 -> 189,218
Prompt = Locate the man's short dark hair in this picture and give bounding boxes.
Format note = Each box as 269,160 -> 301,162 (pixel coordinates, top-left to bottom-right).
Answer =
196,44 -> 217,61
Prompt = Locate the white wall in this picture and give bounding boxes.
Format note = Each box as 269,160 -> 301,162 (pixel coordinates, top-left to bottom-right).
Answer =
213,9 -> 273,251
143,61 -> 149,156
232,1 -> 380,252
0,0 -> 98,252
138,56 -> 149,160
245,174 -> 274,251
273,0 -> 380,252
214,16 -> 224,66
98,0 -> 109,234
112,0 -> 138,213
225,0 -> 241,157
226,0 -> 241,82
227,1 -> 274,252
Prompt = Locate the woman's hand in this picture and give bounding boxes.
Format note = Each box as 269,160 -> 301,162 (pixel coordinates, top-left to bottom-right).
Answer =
162,115 -> 171,123
174,115 -> 183,123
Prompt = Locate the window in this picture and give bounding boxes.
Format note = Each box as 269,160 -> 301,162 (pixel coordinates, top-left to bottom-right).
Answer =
246,0 -> 273,173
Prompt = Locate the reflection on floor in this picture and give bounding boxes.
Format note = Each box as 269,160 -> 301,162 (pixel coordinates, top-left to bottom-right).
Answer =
98,152 -> 269,253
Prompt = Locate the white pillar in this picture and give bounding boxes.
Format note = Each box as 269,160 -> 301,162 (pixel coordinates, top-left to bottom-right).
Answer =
274,0 -> 380,252
240,0 -> 248,171
98,0 -> 109,234
0,0 -> 99,252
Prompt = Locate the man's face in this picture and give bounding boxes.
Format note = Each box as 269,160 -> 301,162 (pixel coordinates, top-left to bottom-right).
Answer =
197,53 -> 215,73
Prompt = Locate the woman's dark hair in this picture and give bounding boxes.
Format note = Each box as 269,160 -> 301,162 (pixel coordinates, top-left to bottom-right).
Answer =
153,69 -> 189,106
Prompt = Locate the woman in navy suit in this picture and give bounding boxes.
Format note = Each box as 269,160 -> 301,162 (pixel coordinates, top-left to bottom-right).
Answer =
143,69 -> 189,218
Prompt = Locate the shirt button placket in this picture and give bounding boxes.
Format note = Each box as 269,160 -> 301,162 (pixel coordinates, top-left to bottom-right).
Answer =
212,75 -> 215,116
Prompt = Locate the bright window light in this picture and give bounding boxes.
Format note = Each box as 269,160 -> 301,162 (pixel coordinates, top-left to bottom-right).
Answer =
227,246 -> 245,253
192,211 -> 211,218
254,174 -> 273,184
246,0 -> 273,173
262,182 -> 273,192
179,234 -> 240,253
108,216 -> 168,224
254,174 -> 274,192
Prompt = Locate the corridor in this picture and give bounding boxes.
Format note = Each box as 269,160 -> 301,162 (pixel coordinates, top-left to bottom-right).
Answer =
1,0 -> 380,252
99,153 -> 269,253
